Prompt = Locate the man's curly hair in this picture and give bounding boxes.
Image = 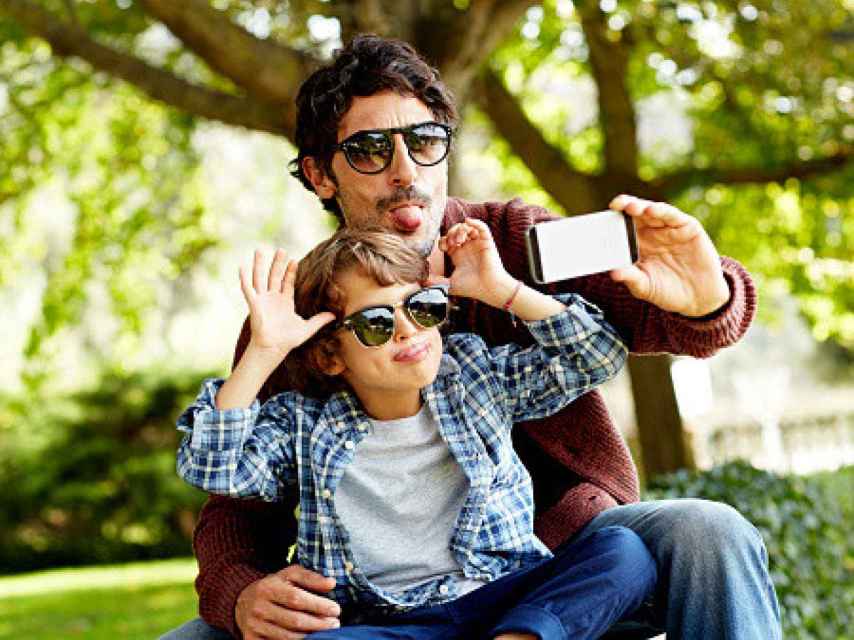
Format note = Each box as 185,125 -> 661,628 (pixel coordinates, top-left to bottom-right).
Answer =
289,34 -> 458,223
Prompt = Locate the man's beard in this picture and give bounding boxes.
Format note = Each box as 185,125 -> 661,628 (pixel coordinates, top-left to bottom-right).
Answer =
375,185 -> 442,257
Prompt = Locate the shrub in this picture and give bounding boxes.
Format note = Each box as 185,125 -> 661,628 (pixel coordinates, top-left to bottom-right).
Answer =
646,461 -> 853,640
0,368 -> 212,573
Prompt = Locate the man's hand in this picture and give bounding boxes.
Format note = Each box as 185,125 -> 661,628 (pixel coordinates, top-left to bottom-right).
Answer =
608,195 -> 731,317
235,565 -> 341,640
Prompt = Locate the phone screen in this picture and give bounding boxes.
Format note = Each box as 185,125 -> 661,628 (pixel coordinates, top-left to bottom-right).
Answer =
526,211 -> 638,283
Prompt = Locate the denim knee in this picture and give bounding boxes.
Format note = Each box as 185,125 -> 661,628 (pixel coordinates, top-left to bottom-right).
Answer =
590,526 -> 657,593
662,499 -> 765,554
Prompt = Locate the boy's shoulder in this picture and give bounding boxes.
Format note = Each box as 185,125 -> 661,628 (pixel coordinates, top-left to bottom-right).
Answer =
441,332 -> 494,376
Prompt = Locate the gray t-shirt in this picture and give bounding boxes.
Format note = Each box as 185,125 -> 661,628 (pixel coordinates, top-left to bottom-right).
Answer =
334,405 -> 486,596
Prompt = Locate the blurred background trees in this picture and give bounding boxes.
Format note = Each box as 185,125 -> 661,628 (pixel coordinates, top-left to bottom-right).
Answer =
0,2 -> 851,613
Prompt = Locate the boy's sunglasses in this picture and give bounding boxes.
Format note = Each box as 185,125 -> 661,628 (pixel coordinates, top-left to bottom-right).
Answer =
336,286 -> 450,347
331,121 -> 453,175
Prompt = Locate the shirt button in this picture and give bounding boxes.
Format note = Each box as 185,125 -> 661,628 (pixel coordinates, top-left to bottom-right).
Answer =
438,585 -> 449,595
344,561 -> 354,572
321,489 -> 332,499
344,440 -> 355,450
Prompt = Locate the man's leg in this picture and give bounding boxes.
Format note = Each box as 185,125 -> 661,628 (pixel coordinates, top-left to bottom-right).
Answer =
158,618 -> 232,640
486,526 -> 657,640
575,499 -> 781,640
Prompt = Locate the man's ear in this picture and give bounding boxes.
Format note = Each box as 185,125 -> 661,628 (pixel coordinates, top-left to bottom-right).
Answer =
302,157 -> 338,200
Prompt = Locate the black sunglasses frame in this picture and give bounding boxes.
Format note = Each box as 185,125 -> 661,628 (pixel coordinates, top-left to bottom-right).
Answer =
336,285 -> 450,348
331,121 -> 454,175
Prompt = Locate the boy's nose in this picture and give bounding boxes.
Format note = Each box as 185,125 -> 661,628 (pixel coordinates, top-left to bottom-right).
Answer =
393,307 -> 419,341
387,134 -> 417,187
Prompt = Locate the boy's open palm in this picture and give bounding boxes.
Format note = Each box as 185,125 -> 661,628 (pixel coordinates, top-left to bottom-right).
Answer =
240,248 -> 335,359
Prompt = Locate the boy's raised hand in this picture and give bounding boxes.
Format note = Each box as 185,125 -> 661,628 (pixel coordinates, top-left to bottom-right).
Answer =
437,219 -> 516,306
240,248 -> 335,360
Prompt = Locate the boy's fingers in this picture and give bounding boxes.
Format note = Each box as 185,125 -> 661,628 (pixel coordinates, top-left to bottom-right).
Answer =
306,312 -> 336,335
423,274 -> 451,288
281,259 -> 298,294
268,248 -> 289,292
239,265 -> 255,303
253,249 -> 270,292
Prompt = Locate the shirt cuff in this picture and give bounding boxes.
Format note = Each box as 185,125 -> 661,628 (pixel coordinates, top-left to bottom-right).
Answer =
180,378 -> 261,450
523,293 -> 607,348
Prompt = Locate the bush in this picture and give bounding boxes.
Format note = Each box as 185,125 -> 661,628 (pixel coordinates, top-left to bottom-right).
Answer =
646,461 -> 853,640
0,368 -> 212,573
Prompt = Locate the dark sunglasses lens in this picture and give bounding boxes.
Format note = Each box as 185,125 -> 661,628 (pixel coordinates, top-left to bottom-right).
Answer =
343,133 -> 392,173
350,306 -> 395,346
407,288 -> 449,328
405,124 -> 450,166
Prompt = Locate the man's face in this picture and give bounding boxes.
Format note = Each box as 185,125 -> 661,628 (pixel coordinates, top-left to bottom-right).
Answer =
307,91 -> 450,257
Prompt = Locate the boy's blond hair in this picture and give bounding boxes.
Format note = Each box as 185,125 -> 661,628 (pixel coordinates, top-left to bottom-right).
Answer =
287,228 -> 430,396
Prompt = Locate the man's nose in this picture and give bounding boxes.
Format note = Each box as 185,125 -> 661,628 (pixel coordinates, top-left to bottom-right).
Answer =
386,134 -> 417,187
393,307 -> 419,341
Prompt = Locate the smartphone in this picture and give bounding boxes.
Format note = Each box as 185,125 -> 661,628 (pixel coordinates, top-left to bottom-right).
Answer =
526,210 -> 639,284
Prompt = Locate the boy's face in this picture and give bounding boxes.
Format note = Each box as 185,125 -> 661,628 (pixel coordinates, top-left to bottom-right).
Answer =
327,269 -> 444,420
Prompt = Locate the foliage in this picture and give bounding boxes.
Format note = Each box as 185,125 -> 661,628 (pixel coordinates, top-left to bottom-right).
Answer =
646,461 -> 853,640
486,0 -> 854,348
0,24 -> 217,390
0,368 -> 212,573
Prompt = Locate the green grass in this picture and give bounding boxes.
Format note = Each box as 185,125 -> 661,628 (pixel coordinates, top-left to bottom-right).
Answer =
0,558 -> 198,639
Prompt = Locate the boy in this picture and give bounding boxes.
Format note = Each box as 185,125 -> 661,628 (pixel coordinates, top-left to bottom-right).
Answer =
177,219 -> 655,639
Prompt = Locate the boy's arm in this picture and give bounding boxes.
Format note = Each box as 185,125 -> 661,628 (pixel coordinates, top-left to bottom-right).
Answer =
488,295 -> 628,423
177,378 -> 296,500
437,219 -> 627,422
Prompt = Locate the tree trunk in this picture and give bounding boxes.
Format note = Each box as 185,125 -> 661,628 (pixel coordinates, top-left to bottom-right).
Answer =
627,354 -> 696,480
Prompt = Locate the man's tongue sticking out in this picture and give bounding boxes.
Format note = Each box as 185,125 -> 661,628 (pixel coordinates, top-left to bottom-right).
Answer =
389,204 -> 422,233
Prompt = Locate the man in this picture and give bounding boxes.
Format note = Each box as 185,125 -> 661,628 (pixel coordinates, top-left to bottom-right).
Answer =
164,34 -> 780,640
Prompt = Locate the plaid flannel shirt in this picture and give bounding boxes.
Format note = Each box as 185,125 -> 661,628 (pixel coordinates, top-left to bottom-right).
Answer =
176,293 -> 627,616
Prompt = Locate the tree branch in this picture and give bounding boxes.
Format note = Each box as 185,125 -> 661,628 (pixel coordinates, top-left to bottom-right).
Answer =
0,0 -> 293,136
474,69 -> 607,213
653,148 -> 854,194
420,0 -> 535,101
138,0 -> 315,106
578,4 -> 638,177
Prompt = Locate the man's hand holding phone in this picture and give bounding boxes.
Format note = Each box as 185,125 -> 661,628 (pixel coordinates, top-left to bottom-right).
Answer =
526,194 -> 731,319
608,195 -> 731,318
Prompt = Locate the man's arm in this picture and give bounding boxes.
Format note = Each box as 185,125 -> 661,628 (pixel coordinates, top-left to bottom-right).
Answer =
449,196 -> 756,357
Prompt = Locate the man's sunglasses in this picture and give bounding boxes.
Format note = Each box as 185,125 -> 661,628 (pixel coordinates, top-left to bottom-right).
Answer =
335,286 -> 450,347
331,121 -> 453,175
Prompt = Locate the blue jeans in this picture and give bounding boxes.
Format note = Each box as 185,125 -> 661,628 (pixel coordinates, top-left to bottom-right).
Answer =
307,526 -> 655,639
160,499 -> 781,639
581,499 -> 781,639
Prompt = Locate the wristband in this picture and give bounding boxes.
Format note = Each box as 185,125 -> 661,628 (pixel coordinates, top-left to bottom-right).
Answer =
502,280 -> 522,311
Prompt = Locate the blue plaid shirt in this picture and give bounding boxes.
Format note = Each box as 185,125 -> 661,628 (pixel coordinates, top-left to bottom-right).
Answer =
177,294 -> 627,615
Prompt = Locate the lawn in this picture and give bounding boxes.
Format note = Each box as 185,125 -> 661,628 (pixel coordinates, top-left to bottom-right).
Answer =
0,558 -> 199,639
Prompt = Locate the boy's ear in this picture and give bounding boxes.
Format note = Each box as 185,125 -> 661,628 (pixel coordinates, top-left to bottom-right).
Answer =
310,342 -> 346,377
302,157 -> 338,200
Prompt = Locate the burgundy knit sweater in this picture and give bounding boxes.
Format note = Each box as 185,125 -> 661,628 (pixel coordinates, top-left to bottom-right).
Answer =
191,198 -> 756,636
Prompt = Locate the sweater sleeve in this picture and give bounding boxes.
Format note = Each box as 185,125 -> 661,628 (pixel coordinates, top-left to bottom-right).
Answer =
193,495 -> 297,636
